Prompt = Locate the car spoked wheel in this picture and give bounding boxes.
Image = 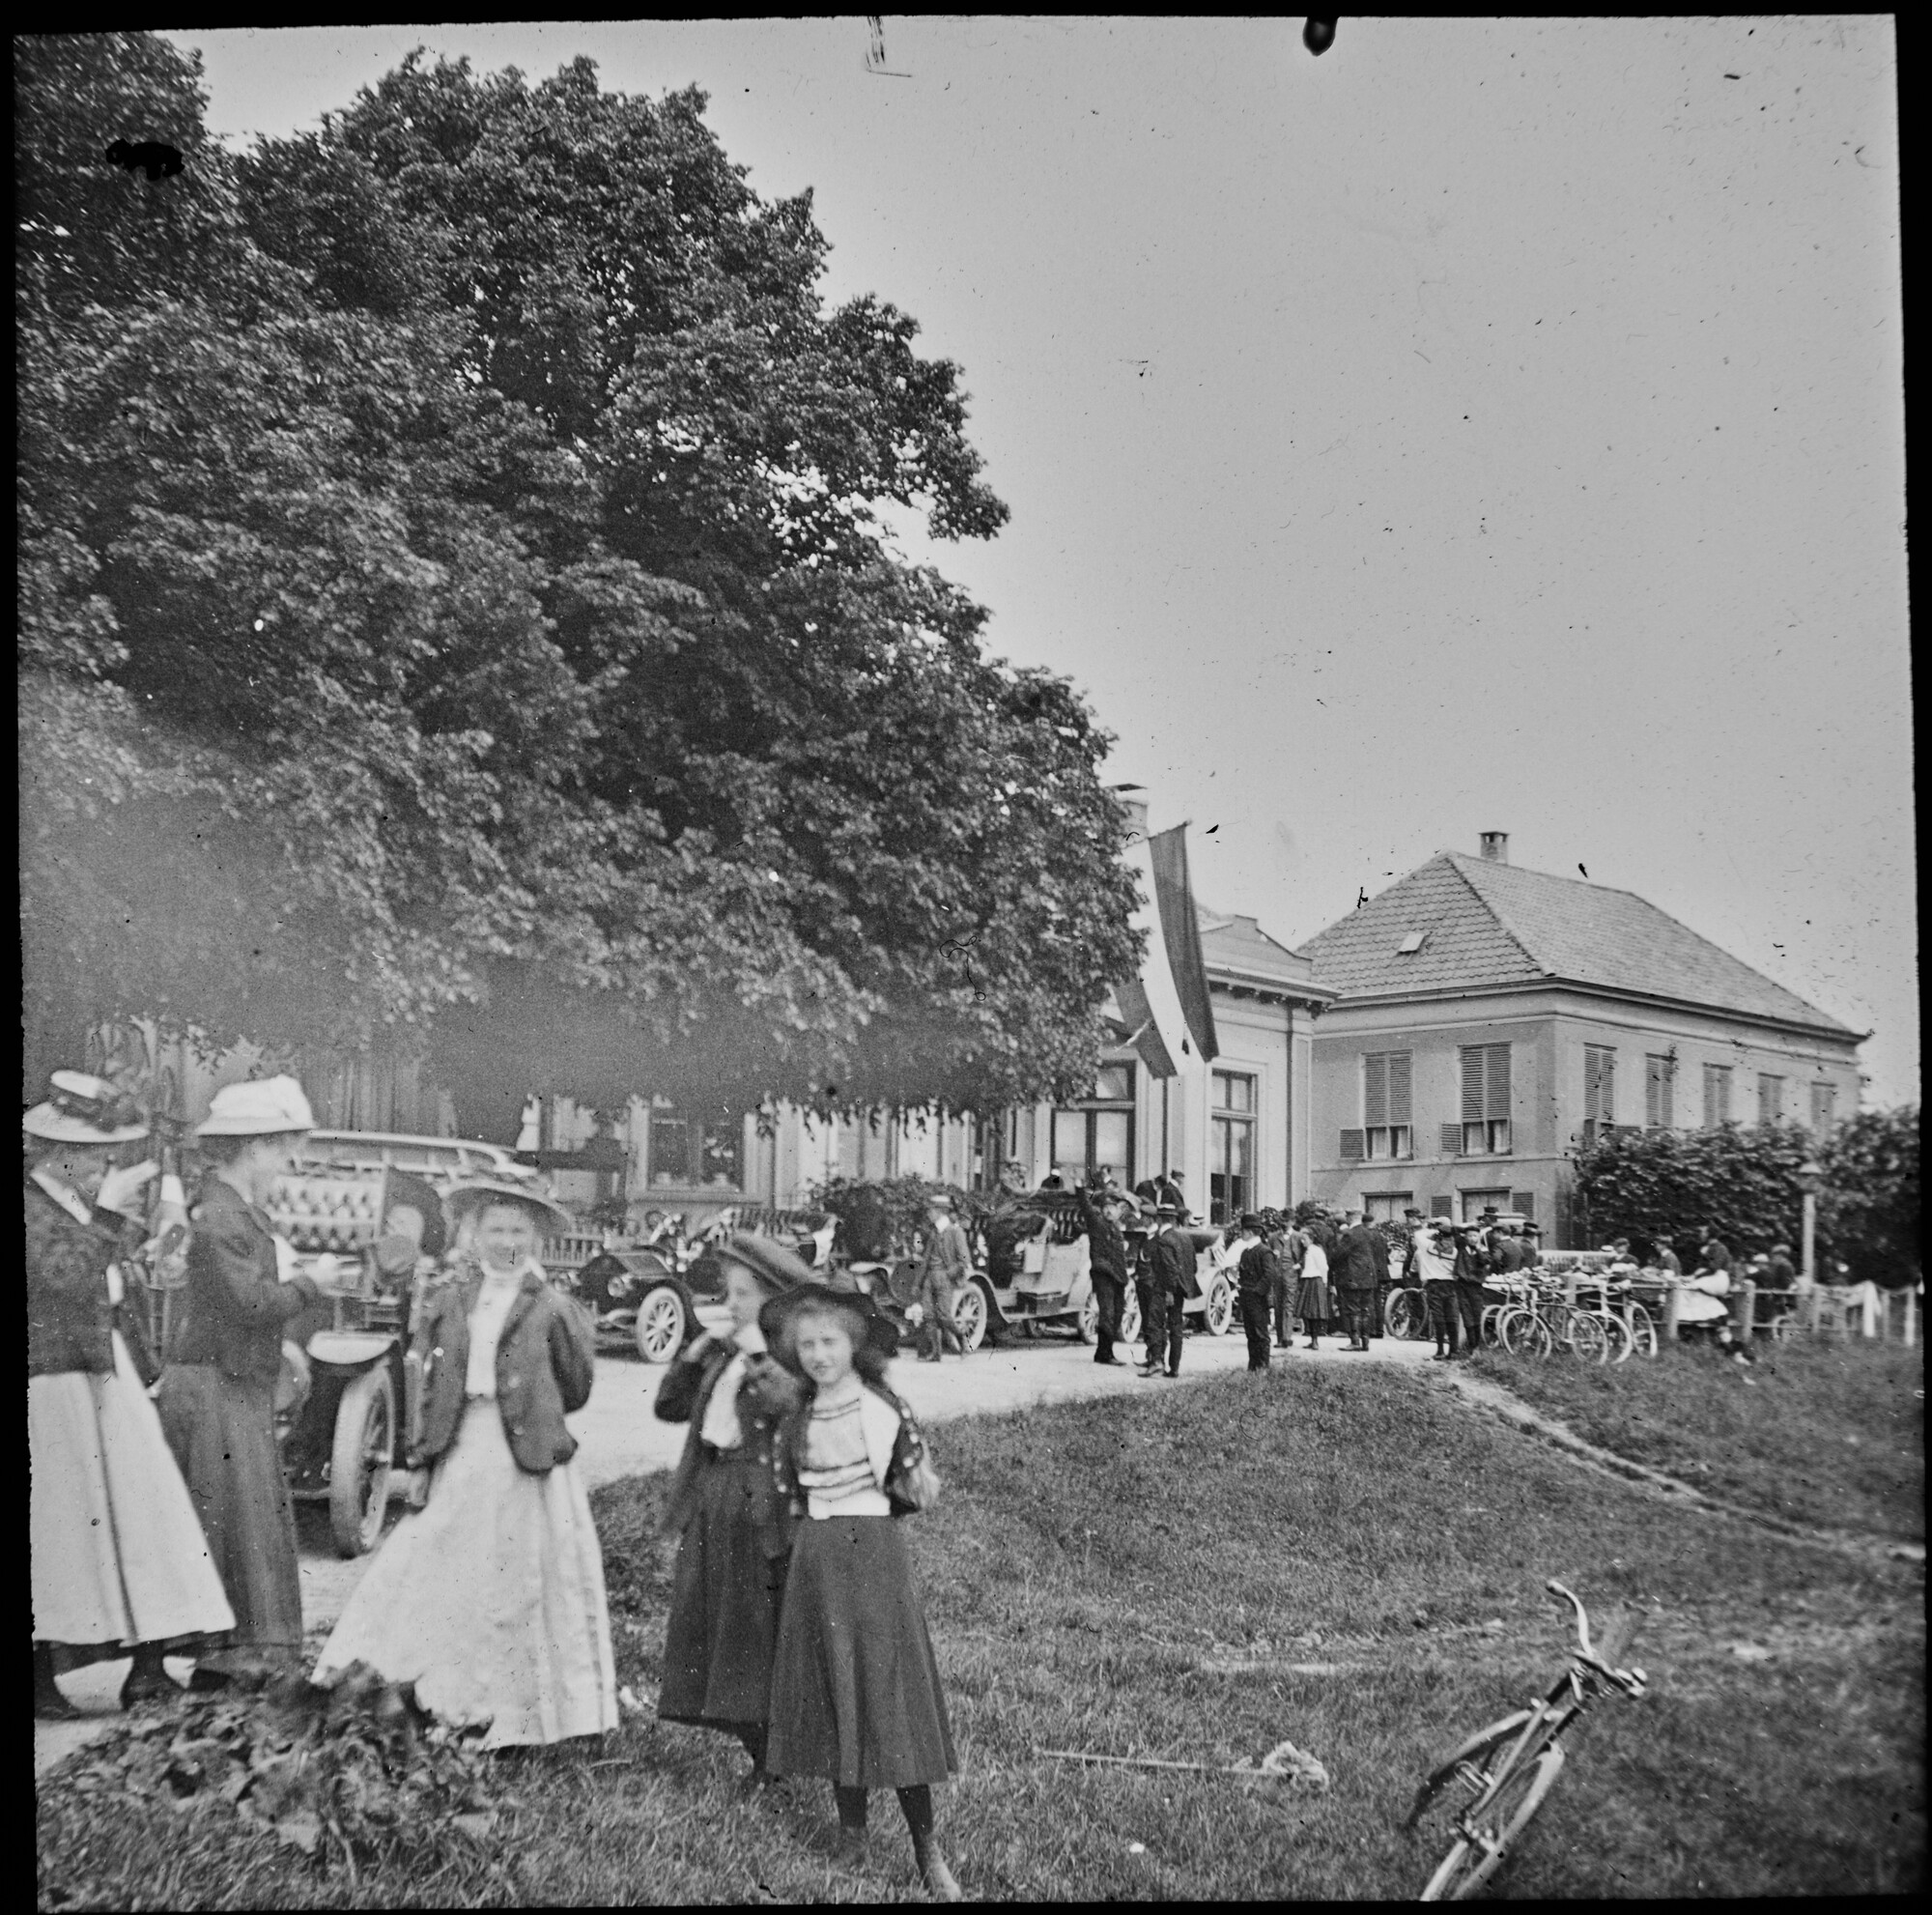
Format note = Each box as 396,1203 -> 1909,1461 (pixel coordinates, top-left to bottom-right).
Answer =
329,1366 -> 394,1558
952,1280 -> 990,1352
634,1284 -> 688,1363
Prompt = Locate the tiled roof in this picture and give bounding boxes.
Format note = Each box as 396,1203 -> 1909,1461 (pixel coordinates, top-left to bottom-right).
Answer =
1300,852 -> 1859,1037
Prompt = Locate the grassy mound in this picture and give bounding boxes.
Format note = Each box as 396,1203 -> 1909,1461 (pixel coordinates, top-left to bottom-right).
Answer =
1467,1336 -> 1924,1539
38,1361 -> 1925,1904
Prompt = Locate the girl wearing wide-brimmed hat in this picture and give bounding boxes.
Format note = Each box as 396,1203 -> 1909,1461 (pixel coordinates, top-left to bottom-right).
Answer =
310,1180 -> 617,1747
654,1232 -> 810,1787
155,1074 -> 325,1686
759,1276 -> 962,1900
28,1072 -> 237,1717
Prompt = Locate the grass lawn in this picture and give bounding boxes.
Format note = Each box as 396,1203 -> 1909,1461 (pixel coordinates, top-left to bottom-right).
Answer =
1466,1335 -> 1925,1540
39,1360 -> 1926,1904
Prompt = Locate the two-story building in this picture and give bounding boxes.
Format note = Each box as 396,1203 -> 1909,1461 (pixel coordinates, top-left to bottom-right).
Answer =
1298,834 -> 1865,1243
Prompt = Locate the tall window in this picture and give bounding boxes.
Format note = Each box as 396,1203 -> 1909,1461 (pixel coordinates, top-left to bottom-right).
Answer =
1460,1043 -> 1512,1156
1209,1070 -> 1256,1224
1703,1063 -> 1733,1127
1583,1045 -> 1616,1145
1644,1053 -> 1676,1129
1363,1050 -> 1413,1160
1362,1191 -> 1415,1224
1051,1062 -> 1136,1188
1757,1072 -> 1786,1127
1809,1082 -> 1837,1136
648,1100 -> 743,1189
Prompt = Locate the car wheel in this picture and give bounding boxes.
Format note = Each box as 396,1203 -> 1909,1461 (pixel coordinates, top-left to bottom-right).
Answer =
634,1283 -> 689,1363
952,1279 -> 991,1353
1120,1288 -> 1143,1342
328,1365 -> 394,1558
1076,1291 -> 1098,1344
1204,1276 -> 1234,1336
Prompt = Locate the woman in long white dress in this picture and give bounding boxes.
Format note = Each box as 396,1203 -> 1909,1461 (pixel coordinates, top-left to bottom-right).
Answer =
28,1071 -> 235,1717
311,1182 -> 616,1748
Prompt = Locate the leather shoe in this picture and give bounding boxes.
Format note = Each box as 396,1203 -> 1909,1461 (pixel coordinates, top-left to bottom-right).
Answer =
35,1686 -> 84,1722
121,1665 -> 181,1709
187,1665 -> 233,1694
917,1847 -> 965,1902
1094,1354 -> 1129,1366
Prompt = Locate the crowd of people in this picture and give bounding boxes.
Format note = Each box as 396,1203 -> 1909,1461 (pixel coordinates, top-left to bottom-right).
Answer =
27,1068 -> 963,1901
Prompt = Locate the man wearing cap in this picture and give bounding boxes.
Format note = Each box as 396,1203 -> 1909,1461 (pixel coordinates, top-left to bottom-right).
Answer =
1414,1218 -> 1461,1360
1233,1214 -> 1278,1371
1652,1233 -> 1682,1277
1451,1223 -> 1492,1358
1139,1203 -> 1190,1377
28,1071 -> 237,1717
1077,1176 -> 1131,1365
156,1075 -> 326,1686
914,1191 -> 971,1362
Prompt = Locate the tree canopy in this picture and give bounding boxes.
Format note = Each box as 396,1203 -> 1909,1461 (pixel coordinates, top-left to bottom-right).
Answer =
19,34 -> 1143,1130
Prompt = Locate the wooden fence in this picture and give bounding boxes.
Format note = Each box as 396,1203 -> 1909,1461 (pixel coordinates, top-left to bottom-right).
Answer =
1655,1276 -> 1920,1347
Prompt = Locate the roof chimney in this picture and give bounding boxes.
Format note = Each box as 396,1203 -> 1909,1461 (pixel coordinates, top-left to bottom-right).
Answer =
1479,831 -> 1509,864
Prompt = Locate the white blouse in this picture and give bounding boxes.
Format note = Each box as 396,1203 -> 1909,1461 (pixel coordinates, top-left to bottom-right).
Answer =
796,1375 -> 893,1519
698,1321 -> 769,1452
465,1270 -> 526,1398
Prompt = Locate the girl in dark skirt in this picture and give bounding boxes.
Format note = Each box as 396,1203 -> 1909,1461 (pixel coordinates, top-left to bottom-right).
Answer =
1295,1232 -> 1333,1351
760,1279 -> 962,1902
655,1233 -> 809,1787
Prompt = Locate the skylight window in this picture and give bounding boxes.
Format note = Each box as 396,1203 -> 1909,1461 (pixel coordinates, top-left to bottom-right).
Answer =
1396,930 -> 1429,956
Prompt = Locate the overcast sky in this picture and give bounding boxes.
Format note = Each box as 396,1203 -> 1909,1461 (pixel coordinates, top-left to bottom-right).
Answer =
160,17 -> 1913,1107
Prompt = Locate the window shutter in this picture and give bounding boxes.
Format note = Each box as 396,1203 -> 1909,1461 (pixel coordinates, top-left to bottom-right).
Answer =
1485,1043 -> 1512,1120
1510,1190 -> 1535,1219
1439,1122 -> 1464,1157
1339,1129 -> 1366,1162
1389,1051 -> 1413,1126
1461,1048 -> 1486,1122
1430,1194 -> 1455,1218
1363,1054 -> 1388,1129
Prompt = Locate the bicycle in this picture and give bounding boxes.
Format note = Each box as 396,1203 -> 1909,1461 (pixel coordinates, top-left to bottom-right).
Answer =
1603,1276 -> 1659,1362
1406,1580 -> 1646,1901
1499,1276 -> 1620,1363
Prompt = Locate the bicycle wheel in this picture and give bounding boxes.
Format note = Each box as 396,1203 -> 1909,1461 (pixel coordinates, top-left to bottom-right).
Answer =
1479,1302 -> 1508,1347
1498,1306 -> 1549,1358
1601,1313 -> 1633,1364
1420,1743 -> 1566,1901
1567,1310 -> 1610,1364
1623,1302 -> 1659,1360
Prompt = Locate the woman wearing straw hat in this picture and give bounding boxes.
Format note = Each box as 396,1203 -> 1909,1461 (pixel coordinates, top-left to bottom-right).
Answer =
310,1180 -> 617,1747
156,1074 -> 325,1687
28,1072 -> 237,1718
655,1232 -> 810,1789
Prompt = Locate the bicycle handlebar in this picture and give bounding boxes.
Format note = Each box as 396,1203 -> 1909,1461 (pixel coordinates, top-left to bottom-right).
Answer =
1546,1579 -> 1647,1697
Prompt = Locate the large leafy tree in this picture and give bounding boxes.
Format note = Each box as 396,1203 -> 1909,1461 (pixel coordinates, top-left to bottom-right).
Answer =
19,35 -> 1141,1129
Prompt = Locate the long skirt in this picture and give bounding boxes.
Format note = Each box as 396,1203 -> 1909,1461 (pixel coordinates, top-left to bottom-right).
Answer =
156,1363 -> 303,1672
659,1454 -> 789,1731
766,1516 -> 955,1789
1296,1272 -> 1334,1326
311,1398 -> 616,1748
31,1332 -> 235,1649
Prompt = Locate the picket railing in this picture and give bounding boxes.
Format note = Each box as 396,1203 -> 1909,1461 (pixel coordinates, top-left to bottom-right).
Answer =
1651,1275 -> 1919,1348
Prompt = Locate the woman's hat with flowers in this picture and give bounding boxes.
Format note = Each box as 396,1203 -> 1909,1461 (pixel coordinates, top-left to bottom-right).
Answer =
24,1070 -> 152,1145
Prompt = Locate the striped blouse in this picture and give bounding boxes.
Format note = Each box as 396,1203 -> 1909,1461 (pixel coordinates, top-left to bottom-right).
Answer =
796,1379 -> 892,1519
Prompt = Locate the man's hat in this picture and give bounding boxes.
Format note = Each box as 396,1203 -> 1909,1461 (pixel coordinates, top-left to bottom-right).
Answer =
925,1190 -> 954,1212
23,1070 -> 152,1145
1479,1206 -> 1500,1220
760,1271 -> 900,1369
1403,1206 -> 1424,1218
195,1074 -> 316,1138
718,1231 -> 815,1296
1153,1201 -> 1179,1219
1238,1211 -> 1262,1231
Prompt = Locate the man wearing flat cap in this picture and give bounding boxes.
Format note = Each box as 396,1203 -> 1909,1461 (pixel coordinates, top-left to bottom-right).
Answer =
1233,1213 -> 1278,1371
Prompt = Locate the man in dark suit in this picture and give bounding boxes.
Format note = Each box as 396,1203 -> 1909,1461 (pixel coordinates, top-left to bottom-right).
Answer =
1452,1223 -> 1492,1358
1140,1205 -> 1193,1378
1078,1177 -> 1131,1366
1332,1210 -> 1381,1352
1234,1213 -> 1277,1370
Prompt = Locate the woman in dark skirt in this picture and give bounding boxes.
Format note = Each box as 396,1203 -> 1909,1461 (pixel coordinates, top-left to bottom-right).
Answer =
156,1077 -> 323,1685
655,1233 -> 809,1787
1295,1229 -> 1334,1351
760,1277 -> 961,1901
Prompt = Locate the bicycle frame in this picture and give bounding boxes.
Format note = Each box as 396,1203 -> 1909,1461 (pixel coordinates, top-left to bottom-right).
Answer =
1409,1581 -> 1646,1901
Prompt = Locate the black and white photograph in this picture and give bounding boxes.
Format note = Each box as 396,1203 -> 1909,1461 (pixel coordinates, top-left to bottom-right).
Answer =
24,16 -> 1918,1903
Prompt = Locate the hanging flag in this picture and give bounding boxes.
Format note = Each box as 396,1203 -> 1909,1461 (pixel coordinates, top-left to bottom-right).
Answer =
1112,977 -> 1178,1079
1148,825 -> 1219,1063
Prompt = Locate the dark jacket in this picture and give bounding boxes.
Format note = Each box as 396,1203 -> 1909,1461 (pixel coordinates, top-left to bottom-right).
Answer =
772,1377 -> 935,1521
26,1175 -> 152,1380
656,1331 -> 802,1555
1236,1238 -> 1280,1299
1151,1225 -> 1198,1300
1077,1187 -> 1128,1281
1333,1223 -> 1381,1293
1454,1239 -> 1492,1286
412,1263 -> 596,1475
169,1174 -> 321,1387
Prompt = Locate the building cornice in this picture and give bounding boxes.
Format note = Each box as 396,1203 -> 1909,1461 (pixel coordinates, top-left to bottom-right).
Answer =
1313,975 -> 1863,1047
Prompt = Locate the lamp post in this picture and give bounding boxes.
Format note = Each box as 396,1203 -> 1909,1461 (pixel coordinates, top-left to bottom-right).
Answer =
1796,1158 -> 1824,1289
